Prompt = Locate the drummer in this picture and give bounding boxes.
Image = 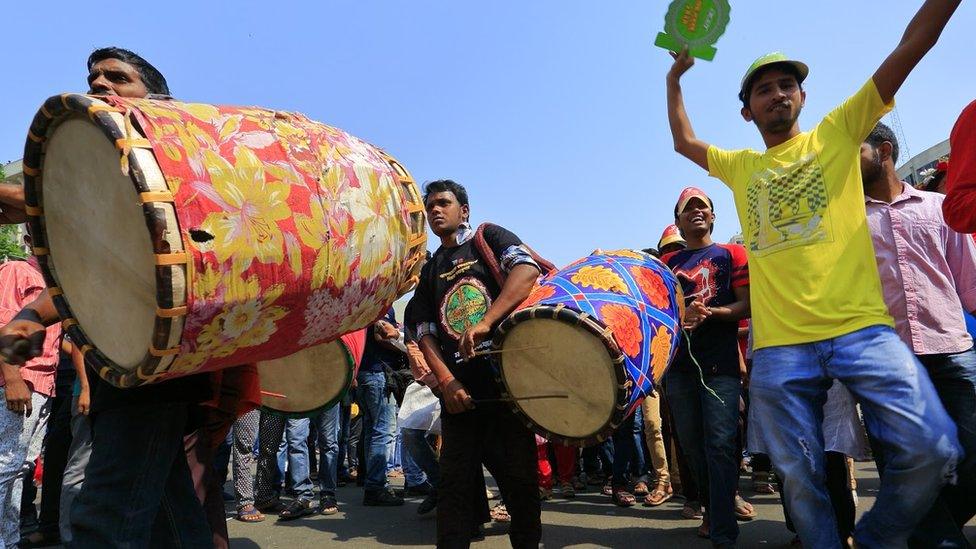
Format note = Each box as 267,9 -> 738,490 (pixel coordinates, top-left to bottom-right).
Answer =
406,179 -> 542,548
0,47 -> 225,548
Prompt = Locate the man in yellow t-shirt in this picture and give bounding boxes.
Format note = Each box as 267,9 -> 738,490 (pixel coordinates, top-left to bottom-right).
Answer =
663,2 -> 963,547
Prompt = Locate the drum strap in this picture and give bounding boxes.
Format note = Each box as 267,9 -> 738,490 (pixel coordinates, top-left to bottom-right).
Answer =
473,222 -> 556,287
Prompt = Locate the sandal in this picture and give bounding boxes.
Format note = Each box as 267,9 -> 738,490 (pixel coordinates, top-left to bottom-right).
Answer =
643,482 -> 673,507
632,481 -> 650,497
611,487 -> 636,507
278,498 -> 315,521
236,505 -> 266,523
734,494 -> 757,521
318,496 -> 339,516
601,482 -> 613,496
490,503 -> 510,523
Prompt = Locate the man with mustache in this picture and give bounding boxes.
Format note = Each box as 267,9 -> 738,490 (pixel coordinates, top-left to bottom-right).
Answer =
664,1 -> 964,547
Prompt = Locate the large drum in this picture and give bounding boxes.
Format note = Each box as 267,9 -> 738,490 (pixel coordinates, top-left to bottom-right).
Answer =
492,249 -> 683,447
22,94 -> 426,387
259,329 -> 366,418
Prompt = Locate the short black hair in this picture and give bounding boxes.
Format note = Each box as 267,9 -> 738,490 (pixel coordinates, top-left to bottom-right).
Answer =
423,179 -> 469,208
866,122 -> 899,164
87,47 -> 170,96
739,63 -> 804,109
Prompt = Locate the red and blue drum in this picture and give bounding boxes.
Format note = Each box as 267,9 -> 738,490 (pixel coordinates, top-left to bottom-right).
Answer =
259,329 -> 366,418
493,249 -> 683,446
22,94 -> 425,387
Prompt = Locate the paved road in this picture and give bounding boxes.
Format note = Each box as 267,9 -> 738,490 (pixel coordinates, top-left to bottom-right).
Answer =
226,463 -> 976,548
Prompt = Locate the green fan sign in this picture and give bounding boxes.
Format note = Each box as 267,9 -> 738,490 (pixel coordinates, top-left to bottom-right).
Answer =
654,0 -> 731,61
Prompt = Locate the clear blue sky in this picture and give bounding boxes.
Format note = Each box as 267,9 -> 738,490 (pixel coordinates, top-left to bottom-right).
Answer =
2,2 -> 972,266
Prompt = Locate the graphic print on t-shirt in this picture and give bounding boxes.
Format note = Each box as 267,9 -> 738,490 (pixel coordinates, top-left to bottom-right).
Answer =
673,259 -> 718,303
745,153 -> 832,256
440,277 -> 492,340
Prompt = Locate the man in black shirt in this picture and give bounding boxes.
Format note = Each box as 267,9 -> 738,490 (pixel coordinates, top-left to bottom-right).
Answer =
407,180 -> 541,548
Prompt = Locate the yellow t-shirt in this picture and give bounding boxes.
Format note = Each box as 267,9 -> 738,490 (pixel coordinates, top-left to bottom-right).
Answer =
707,79 -> 895,350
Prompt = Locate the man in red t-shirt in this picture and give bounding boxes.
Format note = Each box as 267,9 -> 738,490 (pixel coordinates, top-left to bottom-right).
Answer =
944,100 -> 976,233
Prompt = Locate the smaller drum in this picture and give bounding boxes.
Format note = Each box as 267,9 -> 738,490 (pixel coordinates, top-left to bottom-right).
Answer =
493,250 -> 683,447
259,329 -> 366,417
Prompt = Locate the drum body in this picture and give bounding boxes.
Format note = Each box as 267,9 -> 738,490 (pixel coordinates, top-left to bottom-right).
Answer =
493,250 -> 683,446
259,329 -> 366,418
22,94 -> 425,387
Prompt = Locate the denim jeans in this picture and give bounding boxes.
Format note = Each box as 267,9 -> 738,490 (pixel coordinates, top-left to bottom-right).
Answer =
284,418 -> 313,500
312,405 -> 341,499
402,428 -> 439,489
751,325 -> 960,549
611,405 -> 646,487
356,371 -> 396,491
69,402 -> 211,548
903,347 -> 976,548
664,365 -> 742,546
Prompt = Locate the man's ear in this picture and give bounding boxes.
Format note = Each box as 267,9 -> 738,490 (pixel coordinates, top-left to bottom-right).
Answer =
461,203 -> 470,222
741,106 -> 754,123
880,141 -> 894,164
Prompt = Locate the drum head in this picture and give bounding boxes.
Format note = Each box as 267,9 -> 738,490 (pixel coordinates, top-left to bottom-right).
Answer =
499,318 -> 616,440
43,116 -> 156,370
258,340 -> 353,417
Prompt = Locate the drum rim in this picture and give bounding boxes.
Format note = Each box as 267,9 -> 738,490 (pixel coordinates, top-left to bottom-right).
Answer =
493,303 -> 631,448
22,93 -> 188,388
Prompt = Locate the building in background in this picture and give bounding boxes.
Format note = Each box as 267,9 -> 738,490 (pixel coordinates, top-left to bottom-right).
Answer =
896,139 -> 950,188
1,159 -> 29,259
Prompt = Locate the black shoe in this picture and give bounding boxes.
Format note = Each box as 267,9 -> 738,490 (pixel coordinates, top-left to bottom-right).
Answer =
405,484 -> 432,496
363,488 -> 404,506
278,499 -> 315,521
417,492 -> 438,515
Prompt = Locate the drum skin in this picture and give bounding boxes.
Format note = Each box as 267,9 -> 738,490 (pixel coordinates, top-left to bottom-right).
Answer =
493,249 -> 683,447
22,94 -> 425,387
259,329 -> 366,418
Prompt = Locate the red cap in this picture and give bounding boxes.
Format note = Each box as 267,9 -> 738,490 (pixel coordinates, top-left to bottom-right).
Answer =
674,186 -> 713,217
658,224 -> 686,250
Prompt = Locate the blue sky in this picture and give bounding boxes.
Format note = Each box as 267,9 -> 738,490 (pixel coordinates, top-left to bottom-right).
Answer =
2,2 -> 972,266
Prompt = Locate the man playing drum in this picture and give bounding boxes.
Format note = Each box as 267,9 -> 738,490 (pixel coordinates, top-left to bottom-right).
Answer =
0,47 -> 225,548
664,1 -> 963,546
406,179 -> 541,548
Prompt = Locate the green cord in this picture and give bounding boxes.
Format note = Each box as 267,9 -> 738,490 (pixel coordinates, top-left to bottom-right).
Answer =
681,327 -> 726,406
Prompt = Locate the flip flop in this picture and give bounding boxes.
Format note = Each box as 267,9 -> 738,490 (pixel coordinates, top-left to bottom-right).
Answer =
734,494 -> 757,521
611,488 -> 636,507
643,487 -> 673,507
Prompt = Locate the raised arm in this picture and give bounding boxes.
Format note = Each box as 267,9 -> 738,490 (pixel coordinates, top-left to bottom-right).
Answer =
873,0 -> 962,104
666,48 -> 711,172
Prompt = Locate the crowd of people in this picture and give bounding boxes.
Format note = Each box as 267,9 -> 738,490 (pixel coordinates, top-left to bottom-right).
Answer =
0,1 -> 975,548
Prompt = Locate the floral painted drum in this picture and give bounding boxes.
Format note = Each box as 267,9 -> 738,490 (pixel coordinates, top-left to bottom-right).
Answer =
22,94 -> 426,387
492,250 -> 683,447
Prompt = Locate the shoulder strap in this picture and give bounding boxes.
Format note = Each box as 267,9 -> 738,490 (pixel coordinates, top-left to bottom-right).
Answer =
473,222 -> 557,288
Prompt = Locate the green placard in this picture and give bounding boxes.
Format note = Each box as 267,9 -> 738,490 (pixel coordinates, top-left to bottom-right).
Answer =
654,0 -> 731,61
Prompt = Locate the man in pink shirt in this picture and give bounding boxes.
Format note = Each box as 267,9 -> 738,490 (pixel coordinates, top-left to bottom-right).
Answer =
0,233 -> 61,549
861,122 -> 976,547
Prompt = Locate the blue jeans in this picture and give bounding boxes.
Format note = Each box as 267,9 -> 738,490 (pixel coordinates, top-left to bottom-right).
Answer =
904,348 -> 976,548
402,428 -> 439,489
312,405 -> 341,499
284,418 -> 313,500
611,405 -> 646,486
751,325 -> 960,549
665,366 -> 742,547
70,403 -> 211,548
356,371 -> 396,491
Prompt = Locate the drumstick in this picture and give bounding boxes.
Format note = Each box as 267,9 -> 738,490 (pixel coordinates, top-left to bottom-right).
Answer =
260,390 -> 288,399
474,393 -> 569,404
473,345 -> 550,357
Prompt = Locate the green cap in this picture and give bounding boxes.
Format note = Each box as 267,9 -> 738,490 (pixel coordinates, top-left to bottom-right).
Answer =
738,52 -> 809,101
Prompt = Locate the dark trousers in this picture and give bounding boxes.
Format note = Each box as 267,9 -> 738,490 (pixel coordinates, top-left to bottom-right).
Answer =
781,451 -> 855,541
438,405 -> 540,549
185,428 -> 229,549
905,349 -> 976,548
665,367 -> 742,547
70,402 -> 211,548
